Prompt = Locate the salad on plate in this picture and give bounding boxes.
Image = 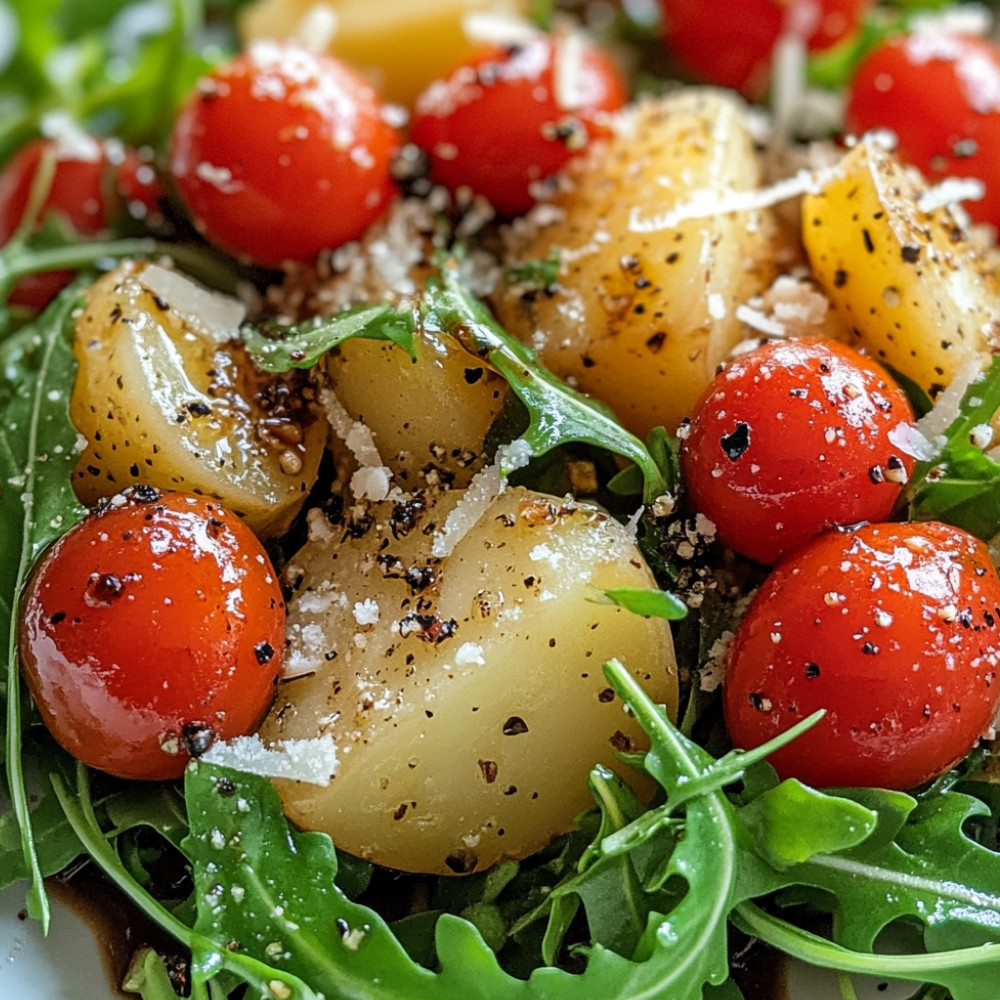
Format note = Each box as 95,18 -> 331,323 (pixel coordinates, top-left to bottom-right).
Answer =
4,1 -> 1000,998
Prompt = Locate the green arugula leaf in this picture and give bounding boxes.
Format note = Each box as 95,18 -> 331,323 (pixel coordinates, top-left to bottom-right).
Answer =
776,787 -> 1000,952
0,768 -> 83,890
427,265 -> 666,502
183,761 -> 441,1000
506,249 -> 561,291
0,284 -> 88,927
122,947 -> 188,1000
738,778 -> 876,870
0,0 -> 218,163
906,353 -> 1000,539
593,587 -> 688,621
242,304 -> 417,372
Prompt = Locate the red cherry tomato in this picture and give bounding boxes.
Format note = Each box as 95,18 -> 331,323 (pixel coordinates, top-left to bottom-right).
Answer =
724,521 -> 1000,790
0,137 -> 164,310
170,41 -> 401,266
660,0 -> 872,98
18,489 -> 284,781
410,32 -> 626,217
679,338 -> 915,565
845,31 -> 1000,230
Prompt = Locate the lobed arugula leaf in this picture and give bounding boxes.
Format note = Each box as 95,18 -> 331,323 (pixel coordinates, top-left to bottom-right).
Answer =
0,284 -> 88,927
906,353 -> 1000,539
0,0 -> 218,164
427,265 -> 667,501
243,304 -> 416,372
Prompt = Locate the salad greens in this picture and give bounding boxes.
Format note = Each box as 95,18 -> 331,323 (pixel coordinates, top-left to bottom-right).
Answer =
4,2 -> 1000,1000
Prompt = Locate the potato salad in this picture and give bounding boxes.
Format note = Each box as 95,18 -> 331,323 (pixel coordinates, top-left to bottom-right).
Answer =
3,2 -> 1000,999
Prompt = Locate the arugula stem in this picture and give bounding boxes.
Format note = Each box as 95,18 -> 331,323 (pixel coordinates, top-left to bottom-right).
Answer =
51,765 -> 323,1000
52,764 -> 194,945
735,899 -> 1000,982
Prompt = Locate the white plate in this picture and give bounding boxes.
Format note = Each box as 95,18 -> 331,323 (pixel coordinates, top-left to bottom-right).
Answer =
0,881 -> 118,999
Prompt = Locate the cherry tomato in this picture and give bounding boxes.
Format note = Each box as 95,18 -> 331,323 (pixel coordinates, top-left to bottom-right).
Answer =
679,338 -> 915,565
724,521 -> 1000,790
845,31 -> 1000,230
410,31 -> 627,217
18,488 -> 284,781
660,0 -> 872,98
170,41 -> 401,266
0,137 -> 165,310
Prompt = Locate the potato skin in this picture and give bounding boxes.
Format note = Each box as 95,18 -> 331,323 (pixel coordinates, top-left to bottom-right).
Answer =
71,262 -> 326,537
492,89 -> 787,436
802,138 -> 1000,397
262,486 -> 678,875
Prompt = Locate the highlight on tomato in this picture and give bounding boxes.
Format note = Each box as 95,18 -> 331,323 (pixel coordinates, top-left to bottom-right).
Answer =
659,0 -> 873,99
0,135 -> 166,310
679,337 -> 916,565
410,30 -> 627,217
723,520 -> 1000,790
169,40 -> 401,267
18,488 -> 285,781
845,30 -> 1000,230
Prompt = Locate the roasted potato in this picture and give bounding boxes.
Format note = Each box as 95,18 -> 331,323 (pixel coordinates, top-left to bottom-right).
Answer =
322,325 -> 509,491
239,0 -> 530,107
261,485 -> 678,875
802,137 -> 1000,397
71,262 -> 327,537
492,89 -> 789,436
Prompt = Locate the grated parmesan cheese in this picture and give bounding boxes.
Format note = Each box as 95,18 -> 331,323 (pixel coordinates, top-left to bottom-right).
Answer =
199,734 -> 340,785
431,439 -> 533,557
138,264 -> 247,343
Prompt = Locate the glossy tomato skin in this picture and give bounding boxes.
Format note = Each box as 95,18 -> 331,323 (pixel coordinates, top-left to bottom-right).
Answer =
410,32 -> 626,217
679,338 -> 915,565
724,521 -> 1000,790
845,32 -> 1000,230
18,489 -> 284,780
0,137 -> 164,310
660,0 -> 872,98
170,41 -> 401,266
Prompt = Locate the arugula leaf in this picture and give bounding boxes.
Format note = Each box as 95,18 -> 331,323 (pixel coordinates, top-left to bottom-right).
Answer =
242,304 -> 417,372
506,249 -> 561,291
0,0 -> 218,163
592,587 -> 688,621
773,787 -> 1000,953
242,267 -> 667,501
906,353 -> 1000,539
0,284 -> 87,927
427,265 -> 666,501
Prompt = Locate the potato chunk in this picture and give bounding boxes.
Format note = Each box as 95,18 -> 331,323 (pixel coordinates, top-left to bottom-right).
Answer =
261,486 -> 678,875
71,262 -> 327,537
802,138 -> 1000,397
492,89 -> 787,436
239,0 -> 529,106
323,328 -> 509,490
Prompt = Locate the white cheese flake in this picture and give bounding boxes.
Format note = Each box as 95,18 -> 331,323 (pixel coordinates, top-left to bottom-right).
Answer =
199,734 -> 339,785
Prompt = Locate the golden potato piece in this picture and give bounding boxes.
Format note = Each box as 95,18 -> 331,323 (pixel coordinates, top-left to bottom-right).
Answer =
71,262 -> 327,537
262,486 -> 678,875
323,325 -> 509,490
492,89 -> 787,436
239,0 -> 529,107
802,137 -> 1000,397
